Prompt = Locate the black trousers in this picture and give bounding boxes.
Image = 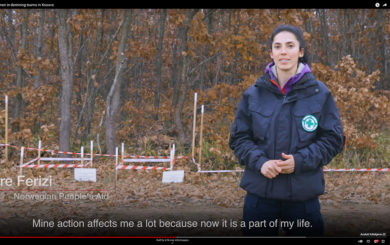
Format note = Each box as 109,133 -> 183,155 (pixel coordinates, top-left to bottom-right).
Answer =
242,192 -> 324,236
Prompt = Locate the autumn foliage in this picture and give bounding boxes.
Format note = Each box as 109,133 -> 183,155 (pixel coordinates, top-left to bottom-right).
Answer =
312,56 -> 390,149
197,56 -> 390,170
0,9 -> 388,169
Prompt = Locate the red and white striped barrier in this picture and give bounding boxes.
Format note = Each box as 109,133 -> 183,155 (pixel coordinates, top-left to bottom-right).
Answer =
19,141 -> 93,174
5,141 -> 389,174
22,164 -> 85,169
193,158 -> 390,173
116,165 -> 169,171
114,143 -> 176,187
116,143 -> 175,171
1,143 -> 188,160
121,158 -> 172,163
323,168 -> 390,172
121,155 -> 187,160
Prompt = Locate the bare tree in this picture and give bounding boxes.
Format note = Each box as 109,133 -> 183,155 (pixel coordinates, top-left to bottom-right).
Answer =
105,9 -> 132,154
14,11 -> 29,126
318,9 -> 332,67
154,9 -> 167,121
174,9 -> 199,144
33,9 -> 45,90
57,9 -> 75,152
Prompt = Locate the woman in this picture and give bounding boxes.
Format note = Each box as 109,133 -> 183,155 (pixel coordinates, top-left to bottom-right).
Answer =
229,24 -> 345,236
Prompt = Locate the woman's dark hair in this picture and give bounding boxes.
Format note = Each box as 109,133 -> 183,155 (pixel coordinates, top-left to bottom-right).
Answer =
269,24 -> 310,65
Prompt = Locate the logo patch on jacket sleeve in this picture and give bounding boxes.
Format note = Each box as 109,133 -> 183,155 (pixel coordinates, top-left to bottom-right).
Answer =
302,115 -> 318,132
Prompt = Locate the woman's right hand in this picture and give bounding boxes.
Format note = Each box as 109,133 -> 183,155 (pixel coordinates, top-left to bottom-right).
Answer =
260,160 -> 282,179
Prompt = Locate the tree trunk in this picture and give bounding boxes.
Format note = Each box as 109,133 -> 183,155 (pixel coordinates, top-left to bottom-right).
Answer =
105,9 -> 132,154
14,11 -> 29,126
174,57 -> 188,144
154,9 -> 167,121
171,42 -> 179,107
34,9 -> 45,90
174,9 -> 199,144
81,10 -> 124,142
336,10 -> 345,62
383,11 -> 389,89
318,9 -> 331,67
57,9 -> 75,152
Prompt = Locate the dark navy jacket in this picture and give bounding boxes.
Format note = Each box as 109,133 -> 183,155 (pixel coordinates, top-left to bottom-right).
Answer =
229,69 -> 344,202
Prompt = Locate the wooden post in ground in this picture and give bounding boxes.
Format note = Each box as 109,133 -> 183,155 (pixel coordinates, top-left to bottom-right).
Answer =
90,140 -> 93,167
198,105 -> 204,166
121,142 -> 124,163
5,95 -> 8,163
38,140 -> 41,165
19,147 -> 24,175
115,146 -> 118,191
81,146 -> 84,166
170,144 -> 175,170
191,93 -> 197,160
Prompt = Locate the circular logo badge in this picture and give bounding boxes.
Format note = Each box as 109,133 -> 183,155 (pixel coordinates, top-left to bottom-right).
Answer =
302,115 -> 318,132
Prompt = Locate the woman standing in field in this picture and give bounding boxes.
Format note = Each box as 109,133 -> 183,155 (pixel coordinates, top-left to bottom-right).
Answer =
229,24 -> 345,236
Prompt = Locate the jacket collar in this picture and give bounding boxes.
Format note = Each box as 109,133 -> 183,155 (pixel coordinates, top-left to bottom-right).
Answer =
255,66 -> 318,101
264,62 -> 312,95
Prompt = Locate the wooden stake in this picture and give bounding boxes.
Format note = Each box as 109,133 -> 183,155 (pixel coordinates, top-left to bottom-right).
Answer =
121,142 -> 124,163
115,146 -> 118,191
38,140 -> 41,165
191,93 -> 197,160
19,147 -> 24,176
170,144 -> 175,170
5,95 -> 8,163
90,140 -> 93,167
81,146 -> 84,166
198,105 -> 204,165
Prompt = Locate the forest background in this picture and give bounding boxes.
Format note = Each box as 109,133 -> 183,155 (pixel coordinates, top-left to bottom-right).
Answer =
0,9 -> 389,170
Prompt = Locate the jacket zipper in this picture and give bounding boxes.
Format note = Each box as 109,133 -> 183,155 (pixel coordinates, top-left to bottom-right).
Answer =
273,94 -> 285,159
286,94 -> 295,200
266,94 -> 285,199
283,94 -> 293,200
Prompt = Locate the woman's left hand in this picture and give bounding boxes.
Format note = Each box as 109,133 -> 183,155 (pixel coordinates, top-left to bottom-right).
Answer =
276,153 -> 295,174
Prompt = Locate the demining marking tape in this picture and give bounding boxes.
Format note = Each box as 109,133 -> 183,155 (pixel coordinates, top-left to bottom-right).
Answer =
39,157 -> 91,161
122,158 -> 172,163
21,164 -> 86,168
194,168 -> 390,173
23,157 -> 40,165
323,168 -> 390,172
116,165 -> 168,171
198,169 -> 244,173
4,143 -> 389,172
2,143 -> 188,159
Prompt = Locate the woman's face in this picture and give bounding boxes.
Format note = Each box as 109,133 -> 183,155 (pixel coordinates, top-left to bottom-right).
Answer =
270,31 -> 304,73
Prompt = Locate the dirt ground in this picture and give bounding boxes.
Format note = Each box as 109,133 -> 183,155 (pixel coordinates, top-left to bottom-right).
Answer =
0,160 -> 389,237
